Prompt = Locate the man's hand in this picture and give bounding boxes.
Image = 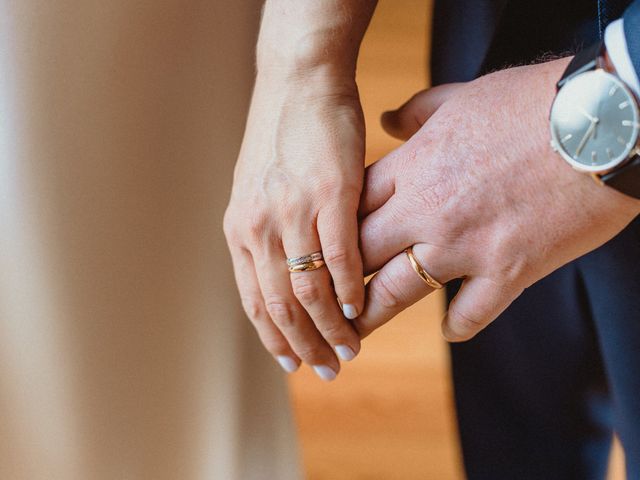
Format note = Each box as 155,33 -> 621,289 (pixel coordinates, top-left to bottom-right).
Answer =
356,58 -> 640,342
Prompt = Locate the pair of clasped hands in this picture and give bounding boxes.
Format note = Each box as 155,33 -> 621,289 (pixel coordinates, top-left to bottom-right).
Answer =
224,57 -> 640,381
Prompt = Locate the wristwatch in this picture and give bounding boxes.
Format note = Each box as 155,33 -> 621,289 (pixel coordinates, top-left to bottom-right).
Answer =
549,41 -> 640,199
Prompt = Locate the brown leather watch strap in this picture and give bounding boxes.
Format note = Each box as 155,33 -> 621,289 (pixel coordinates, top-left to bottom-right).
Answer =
600,154 -> 640,200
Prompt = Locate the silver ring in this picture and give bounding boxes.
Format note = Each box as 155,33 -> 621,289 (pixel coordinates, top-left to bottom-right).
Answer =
286,251 -> 323,267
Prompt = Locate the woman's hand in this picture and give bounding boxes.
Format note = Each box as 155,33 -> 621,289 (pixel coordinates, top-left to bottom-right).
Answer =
224,72 -> 365,381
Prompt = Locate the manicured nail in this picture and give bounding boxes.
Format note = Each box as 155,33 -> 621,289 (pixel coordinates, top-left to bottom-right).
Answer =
335,345 -> 357,362
276,355 -> 299,373
313,365 -> 337,382
342,304 -> 359,319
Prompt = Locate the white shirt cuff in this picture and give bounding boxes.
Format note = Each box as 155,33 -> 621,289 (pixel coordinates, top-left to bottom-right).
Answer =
605,18 -> 640,98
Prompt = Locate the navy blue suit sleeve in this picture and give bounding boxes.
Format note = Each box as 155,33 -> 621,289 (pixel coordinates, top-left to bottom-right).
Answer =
624,1 -> 640,76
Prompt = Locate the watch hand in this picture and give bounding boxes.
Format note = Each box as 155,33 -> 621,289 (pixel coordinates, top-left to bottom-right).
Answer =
575,120 -> 597,157
578,107 -> 599,123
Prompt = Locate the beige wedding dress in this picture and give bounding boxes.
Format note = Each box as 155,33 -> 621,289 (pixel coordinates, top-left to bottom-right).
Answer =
0,1 -> 301,478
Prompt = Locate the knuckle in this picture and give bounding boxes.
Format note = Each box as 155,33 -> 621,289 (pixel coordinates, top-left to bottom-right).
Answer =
449,307 -> 485,339
318,320 -> 351,342
486,226 -> 533,286
264,298 -> 297,329
247,212 -> 269,242
260,333 -> 290,356
497,255 -> 531,287
223,208 -> 238,241
486,277 -> 521,305
338,184 -> 362,203
408,169 -> 454,214
224,203 -> 274,245
371,270 -> 404,310
294,343 -> 326,363
291,275 -> 321,304
240,297 -> 264,321
280,198 -> 312,224
314,180 -> 358,202
322,244 -> 352,268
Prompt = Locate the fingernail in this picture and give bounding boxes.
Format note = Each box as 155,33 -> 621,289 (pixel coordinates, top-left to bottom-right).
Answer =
342,304 -> 359,319
276,355 -> 299,373
313,365 -> 337,382
335,344 -> 357,362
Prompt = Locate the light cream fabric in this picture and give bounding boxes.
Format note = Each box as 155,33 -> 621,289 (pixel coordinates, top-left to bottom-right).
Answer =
0,1 -> 301,478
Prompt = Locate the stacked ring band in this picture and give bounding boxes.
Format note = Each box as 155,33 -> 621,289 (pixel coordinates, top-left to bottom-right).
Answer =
404,246 -> 444,289
287,251 -> 326,273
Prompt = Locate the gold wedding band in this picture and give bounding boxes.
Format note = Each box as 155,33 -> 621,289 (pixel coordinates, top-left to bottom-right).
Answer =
287,251 -> 326,273
404,246 -> 444,289
288,260 -> 326,273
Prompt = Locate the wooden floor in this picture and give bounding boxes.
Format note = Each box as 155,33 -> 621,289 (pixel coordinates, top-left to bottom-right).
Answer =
288,1 -> 626,478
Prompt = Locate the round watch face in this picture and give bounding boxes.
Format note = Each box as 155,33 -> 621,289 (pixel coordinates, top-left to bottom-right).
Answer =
550,69 -> 640,173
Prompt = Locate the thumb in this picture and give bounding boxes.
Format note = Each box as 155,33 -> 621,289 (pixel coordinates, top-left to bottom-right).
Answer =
441,277 -> 523,342
381,83 -> 466,140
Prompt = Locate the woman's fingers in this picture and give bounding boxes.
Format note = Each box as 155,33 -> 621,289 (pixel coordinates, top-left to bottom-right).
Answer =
253,244 -> 341,381
289,268 -> 361,362
228,246 -> 302,373
283,223 -> 362,364
353,243 -> 459,339
317,204 -> 365,319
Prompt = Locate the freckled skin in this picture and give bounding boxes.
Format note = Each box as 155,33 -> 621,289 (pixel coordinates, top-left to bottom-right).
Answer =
225,0 -> 640,372
356,58 -> 640,341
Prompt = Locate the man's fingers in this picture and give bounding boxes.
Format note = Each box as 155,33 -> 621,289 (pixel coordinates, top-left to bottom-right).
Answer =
359,196 -> 415,275
381,83 -> 466,140
442,277 -> 522,342
358,147 -> 406,218
361,84 -> 466,226
353,243 -> 457,339
228,246 -> 302,373
317,205 -> 365,321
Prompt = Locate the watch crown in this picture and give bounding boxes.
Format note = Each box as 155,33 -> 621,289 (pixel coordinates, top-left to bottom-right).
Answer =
550,140 -> 558,152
